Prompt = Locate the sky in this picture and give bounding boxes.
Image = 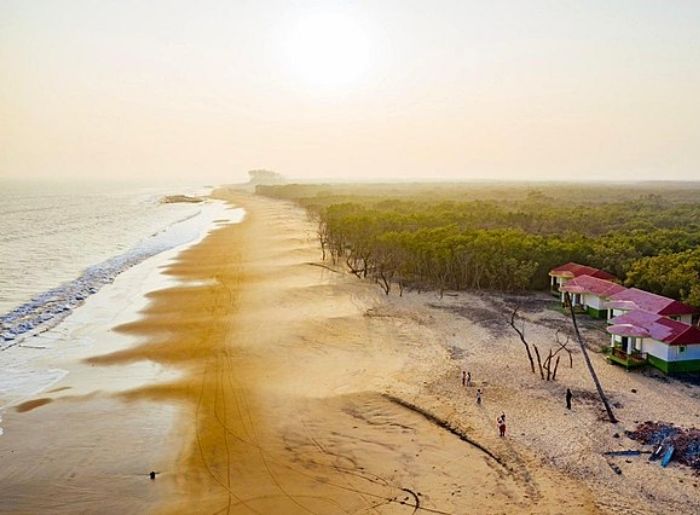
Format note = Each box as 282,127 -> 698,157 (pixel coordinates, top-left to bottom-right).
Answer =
1,0 -> 699,183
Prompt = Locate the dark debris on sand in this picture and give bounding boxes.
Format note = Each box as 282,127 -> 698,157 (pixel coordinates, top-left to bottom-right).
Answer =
627,421 -> 700,472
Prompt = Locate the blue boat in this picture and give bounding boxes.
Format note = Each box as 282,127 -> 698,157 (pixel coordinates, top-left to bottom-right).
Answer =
660,445 -> 675,468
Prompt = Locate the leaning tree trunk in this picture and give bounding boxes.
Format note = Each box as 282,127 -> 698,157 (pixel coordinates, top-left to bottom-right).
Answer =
564,292 -> 617,424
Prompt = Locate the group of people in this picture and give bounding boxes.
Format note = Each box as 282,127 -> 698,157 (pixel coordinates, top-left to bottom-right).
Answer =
461,369 -> 575,438
463,370 -> 497,433
462,370 -> 483,406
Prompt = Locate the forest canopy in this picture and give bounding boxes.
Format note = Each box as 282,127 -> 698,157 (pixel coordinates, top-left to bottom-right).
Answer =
257,182 -> 700,305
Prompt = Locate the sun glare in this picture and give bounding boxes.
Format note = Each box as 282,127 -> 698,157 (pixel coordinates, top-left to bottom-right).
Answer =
285,12 -> 370,91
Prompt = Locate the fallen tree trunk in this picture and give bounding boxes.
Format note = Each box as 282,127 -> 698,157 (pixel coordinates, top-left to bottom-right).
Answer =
382,394 -> 506,467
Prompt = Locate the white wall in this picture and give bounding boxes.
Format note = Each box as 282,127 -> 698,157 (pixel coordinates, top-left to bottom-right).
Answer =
642,339 -> 670,361
669,314 -> 694,324
611,336 -> 700,363
582,294 -> 605,310
667,343 -> 700,361
608,307 -> 621,322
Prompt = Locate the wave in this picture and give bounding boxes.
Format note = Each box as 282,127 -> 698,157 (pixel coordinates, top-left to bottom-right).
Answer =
0,205 -> 219,349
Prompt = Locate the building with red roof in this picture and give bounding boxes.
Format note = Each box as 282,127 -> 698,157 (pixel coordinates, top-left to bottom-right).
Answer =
559,275 -> 627,319
608,288 -> 696,324
548,262 -> 617,296
606,310 -> 700,373
549,261 -> 700,373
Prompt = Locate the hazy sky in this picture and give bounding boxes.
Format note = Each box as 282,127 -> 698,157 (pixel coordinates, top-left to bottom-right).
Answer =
1,1 -> 699,183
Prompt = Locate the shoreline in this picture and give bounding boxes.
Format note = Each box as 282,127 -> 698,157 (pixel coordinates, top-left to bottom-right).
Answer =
0,192 -> 237,350
0,195 -> 244,511
0,199 -> 243,413
2,189 -> 698,513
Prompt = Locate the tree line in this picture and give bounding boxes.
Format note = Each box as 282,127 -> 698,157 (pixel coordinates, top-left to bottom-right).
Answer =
258,184 -> 700,305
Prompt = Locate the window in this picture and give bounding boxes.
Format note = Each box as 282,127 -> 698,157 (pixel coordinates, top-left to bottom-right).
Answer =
679,346 -> 686,353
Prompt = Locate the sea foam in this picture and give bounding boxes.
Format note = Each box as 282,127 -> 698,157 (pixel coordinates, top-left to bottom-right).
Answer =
0,201 -> 243,349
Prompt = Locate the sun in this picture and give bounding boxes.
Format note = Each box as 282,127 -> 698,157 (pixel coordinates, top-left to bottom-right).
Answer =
285,12 -> 370,91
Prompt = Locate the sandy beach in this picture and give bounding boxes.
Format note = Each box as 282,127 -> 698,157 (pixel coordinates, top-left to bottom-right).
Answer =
2,189 -> 699,513
5,2 -> 700,513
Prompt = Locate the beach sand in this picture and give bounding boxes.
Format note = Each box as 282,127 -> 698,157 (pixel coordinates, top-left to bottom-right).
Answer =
401,289 -> 700,514
8,188 -> 695,513
99,189 -> 596,514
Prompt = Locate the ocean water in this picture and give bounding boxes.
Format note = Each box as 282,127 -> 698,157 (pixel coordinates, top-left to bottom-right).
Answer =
0,180 -> 220,346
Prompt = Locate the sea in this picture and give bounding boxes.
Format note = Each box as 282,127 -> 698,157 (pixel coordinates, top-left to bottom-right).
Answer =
0,179 -> 225,347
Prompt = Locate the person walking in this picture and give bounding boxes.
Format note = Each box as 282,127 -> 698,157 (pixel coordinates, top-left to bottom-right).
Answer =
497,414 -> 506,437
476,388 -> 482,405
466,371 -> 472,387
462,370 -> 466,387
566,388 -> 573,410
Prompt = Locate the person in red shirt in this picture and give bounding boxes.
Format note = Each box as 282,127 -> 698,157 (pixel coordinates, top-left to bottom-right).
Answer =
497,413 -> 506,437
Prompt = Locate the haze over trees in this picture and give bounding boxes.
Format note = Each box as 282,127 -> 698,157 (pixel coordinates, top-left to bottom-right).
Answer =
247,170 -> 286,185
258,182 -> 700,306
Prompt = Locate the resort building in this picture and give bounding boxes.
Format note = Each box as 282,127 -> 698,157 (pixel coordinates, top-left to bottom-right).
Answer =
606,310 -> 700,373
559,275 -> 627,319
549,261 -> 700,374
607,288 -> 696,324
548,262 -> 617,296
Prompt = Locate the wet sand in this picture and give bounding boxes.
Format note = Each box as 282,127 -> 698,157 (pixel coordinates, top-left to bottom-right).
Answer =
0,189 -> 597,513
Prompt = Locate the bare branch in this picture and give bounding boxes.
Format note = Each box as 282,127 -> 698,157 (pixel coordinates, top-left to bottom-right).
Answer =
533,344 -> 545,380
507,306 -> 536,374
552,355 -> 561,381
545,329 -> 574,370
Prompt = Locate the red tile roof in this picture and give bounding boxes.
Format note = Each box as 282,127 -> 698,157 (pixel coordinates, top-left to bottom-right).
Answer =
608,310 -> 700,346
560,275 -> 627,297
549,262 -> 617,281
609,288 -> 697,316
